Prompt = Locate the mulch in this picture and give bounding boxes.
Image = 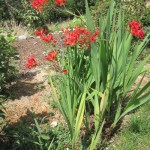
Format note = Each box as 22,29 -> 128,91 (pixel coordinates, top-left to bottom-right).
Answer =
14,32 -> 65,72
0,32 -> 66,126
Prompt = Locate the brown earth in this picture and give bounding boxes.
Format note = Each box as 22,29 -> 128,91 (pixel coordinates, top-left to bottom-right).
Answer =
15,32 -> 65,71
2,33 -> 66,127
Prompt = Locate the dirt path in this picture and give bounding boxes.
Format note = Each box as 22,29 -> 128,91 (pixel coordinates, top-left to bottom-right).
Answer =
3,34 -> 64,126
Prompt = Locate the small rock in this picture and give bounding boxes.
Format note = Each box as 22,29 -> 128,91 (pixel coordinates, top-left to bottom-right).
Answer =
50,121 -> 58,127
18,35 -> 27,40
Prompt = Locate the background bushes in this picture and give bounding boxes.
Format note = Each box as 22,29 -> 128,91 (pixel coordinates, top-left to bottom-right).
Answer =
0,29 -> 18,93
0,0 -> 149,28
91,0 -> 150,27
0,0 -> 95,28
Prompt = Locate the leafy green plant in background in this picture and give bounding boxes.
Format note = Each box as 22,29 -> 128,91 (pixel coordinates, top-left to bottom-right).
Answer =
72,15 -> 86,27
122,0 -> 150,27
0,0 -> 95,29
0,29 -> 18,94
0,98 -> 5,127
91,0 -> 150,28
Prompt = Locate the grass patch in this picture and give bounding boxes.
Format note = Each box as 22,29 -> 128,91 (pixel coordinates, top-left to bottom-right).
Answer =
109,101 -> 150,150
47,19 -> 73,33
1,20 -> 32,37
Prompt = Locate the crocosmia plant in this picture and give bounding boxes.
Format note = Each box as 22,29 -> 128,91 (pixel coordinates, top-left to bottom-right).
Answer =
27,0 -> 150,149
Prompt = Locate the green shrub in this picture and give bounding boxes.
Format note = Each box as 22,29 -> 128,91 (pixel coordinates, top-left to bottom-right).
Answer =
141,6 -> 150,26
49,0 -> 150,149
0,29 -> 18,93
0,0 -> 96,29
122,0 -> 150,27
91,0 -> 150,27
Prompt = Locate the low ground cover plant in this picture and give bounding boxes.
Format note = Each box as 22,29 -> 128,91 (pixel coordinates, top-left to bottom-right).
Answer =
0,29 -> 18,94
91,0 -> 150,27
20,0 -> 150,149
109,100 -> 150,150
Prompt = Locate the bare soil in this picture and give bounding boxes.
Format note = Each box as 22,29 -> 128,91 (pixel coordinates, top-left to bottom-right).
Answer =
3,33 -> 65,126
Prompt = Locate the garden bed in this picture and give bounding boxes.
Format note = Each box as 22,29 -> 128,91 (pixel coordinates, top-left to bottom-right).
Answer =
14,32 -> 65,72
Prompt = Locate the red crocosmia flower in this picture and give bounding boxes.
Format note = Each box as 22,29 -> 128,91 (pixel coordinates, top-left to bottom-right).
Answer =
41,34 -> 53,43
55,0 -> 66,6
31,0 -> 48,12
137,29 -> 144,38
131,28 -> 145,38
128,20 -> 141,30
90,29 -> 100,43
128,20 -> 144,38
61,69 -> 68,74
63,26 -> 100,47
35,29 -> 46,36
45,50 -> 57,61
90,36 -> 96,43
25,56 -> 37,69
93,29 -> 100,36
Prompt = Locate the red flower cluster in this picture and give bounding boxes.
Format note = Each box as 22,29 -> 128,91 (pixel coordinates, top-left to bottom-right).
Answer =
55,0 -> 66,6
45,50 -> 57,61
31,0 -> 48,12
35,29 -> 46,36
62,26 -> 100,47
25,56 -> 37,69
128,20 -> 144,38
35,29 -> 57,44
41,34 -> 53,43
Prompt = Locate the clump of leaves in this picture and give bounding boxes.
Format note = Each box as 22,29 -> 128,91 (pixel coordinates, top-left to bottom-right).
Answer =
0,29 -> 18,93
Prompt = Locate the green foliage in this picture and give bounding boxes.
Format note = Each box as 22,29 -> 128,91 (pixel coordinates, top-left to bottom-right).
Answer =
72,15 -> 86,27
18,0 -> 45,28
90,0 -> 109,26
2,117 -> 71,150
49,0 -> 150,149
0,98 -> 5,127
0,29 -> 18,93
110,101 -> 150,150
91,0 -> 150,27
0,0 -> 96,29
0,0 -> 47,28
49,75 -> 87,149
141,6 -> 150,26
122,0 -> 150,27
69,0 -> 95,14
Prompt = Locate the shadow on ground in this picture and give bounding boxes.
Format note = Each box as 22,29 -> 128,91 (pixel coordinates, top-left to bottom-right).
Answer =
9,81 -> 45,100
0,109 -> 52,150
7,71 -> 46,100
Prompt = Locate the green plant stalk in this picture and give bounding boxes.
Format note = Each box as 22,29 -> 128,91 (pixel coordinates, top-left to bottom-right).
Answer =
48,0 -> 150,149
85,0 -> 150,149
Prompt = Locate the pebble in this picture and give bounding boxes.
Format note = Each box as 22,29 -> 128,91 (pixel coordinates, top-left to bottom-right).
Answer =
50,121 -> 58,127
18,35 -> 27,40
